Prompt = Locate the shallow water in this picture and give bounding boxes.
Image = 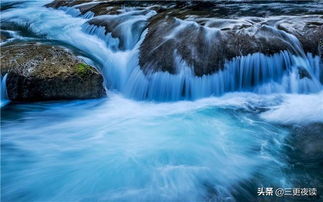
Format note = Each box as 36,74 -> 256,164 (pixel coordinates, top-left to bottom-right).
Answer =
1,0 -> 323,201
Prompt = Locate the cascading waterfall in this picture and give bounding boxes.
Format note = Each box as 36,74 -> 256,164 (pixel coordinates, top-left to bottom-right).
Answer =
57,6 -> 94,19
84,24 -> 322,101
120,52 -> 322,101
82,10 -> 156,51
1,2 -> 322,102
0,74 -> 9,107
61,6 -> 323,101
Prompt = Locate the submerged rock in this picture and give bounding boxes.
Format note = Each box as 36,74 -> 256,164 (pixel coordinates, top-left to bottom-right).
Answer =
0,43 -> 106,101
289,123 -> 323,163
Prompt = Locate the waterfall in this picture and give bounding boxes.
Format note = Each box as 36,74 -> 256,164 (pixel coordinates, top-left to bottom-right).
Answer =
2,2 -> 322,102
71,7 -> 322,101
57,6 -> 94,19
1,74 -> 9,107
115,51 -> 322,101
81,9 -> 156,51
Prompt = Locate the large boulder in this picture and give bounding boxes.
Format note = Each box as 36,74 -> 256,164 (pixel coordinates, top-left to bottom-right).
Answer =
0,43 -> 106,101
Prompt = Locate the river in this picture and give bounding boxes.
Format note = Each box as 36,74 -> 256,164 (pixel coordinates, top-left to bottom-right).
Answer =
1,0 -> 323,201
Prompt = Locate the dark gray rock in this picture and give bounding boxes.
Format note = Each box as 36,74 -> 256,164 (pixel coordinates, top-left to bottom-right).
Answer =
0,43 -> 106,101
139,15 -> 323,76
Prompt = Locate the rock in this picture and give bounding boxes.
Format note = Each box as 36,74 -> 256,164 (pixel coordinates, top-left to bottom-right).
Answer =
139,15 -> 323,76
298,66 -> 312,79
319,39 -> 323,58
0,43 -> 106,101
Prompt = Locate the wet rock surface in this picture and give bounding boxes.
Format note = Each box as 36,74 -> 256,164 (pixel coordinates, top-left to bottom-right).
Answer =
140,15 -> 323,76
47,0 -> 323,76
1,43 -> 106,101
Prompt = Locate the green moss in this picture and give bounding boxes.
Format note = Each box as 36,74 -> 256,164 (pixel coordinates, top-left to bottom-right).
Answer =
75,63 -> 92,76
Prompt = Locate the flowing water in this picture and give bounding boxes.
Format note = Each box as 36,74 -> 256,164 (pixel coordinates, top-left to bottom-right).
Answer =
1,1 -> 323,201
1,74 -> 9,107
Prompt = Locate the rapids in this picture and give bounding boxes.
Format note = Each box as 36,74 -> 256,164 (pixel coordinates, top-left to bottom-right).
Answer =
1,0 -> 323,201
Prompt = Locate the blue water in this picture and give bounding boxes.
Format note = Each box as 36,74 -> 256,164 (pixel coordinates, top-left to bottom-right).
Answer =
2,92 -> 323,201
1,1 -> 323,201
0,94 -> 300,201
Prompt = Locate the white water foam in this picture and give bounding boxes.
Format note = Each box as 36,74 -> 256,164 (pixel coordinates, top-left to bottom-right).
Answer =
261,92 -> 323,125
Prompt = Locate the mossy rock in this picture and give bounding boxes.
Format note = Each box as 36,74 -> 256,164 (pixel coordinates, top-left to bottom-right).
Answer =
0,42 -> 106,101
74,63 -> 97,77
